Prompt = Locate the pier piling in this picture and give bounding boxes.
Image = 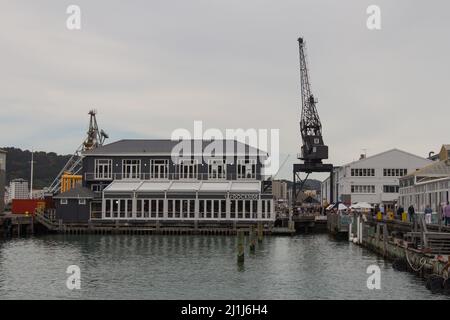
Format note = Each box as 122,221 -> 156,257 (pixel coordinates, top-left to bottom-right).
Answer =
237,230 -> 245,263
257,222 -> 263,243
249,226 -> 256,253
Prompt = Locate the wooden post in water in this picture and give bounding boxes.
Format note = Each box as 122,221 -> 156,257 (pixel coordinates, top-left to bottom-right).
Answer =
382,224 -> 388,257
237,230 -> 245,263
249,226 -> 256,253
257,222 -> 263,243
30,216 -> 34,235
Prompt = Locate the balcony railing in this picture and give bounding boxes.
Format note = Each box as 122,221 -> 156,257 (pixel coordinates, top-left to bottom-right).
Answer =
84,172 -> 266,181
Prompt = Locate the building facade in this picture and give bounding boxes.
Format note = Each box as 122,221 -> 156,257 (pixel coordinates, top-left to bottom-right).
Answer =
9,178 -> 29,201
55,139 -> 275,224
272,180 -> 288,201
321,149 -> 432,209
399,145 -> 450,213
0,149 -> 6,213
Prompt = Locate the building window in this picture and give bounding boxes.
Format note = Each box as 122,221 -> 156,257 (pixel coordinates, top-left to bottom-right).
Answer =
79,199 -> 86,205
60,199 -> 68,205
351,185 -> 376,194
350,168 -> 375,177
150,160 -> 168,179
383,168 -> 407,177
91,184 -> 106,193
383,185 -> 400,193
237,159 -> 256,179
179,159 -> 198,179
94,159 -> 112,179
122,160 -> 141,179
208,159 -> 226,179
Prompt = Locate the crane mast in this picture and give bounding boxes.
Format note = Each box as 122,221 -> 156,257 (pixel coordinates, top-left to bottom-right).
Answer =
292,37 -> 334,208
297,37 -> 328,165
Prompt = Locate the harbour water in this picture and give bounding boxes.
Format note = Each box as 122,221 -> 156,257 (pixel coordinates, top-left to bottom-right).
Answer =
0,234 -> 447,300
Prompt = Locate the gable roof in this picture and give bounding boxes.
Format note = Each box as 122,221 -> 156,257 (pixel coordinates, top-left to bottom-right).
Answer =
403,159 -> 450,178
54,186 -> 95,199
344,148 -> 430,167
82,139 -> 267,157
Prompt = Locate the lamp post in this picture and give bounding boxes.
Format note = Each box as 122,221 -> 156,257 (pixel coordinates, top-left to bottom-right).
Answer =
30,149 -> 35,199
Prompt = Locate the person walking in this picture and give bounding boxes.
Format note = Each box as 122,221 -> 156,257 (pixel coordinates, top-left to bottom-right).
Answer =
424,205 -> 432,224
444,202 -> 450,227
408,204 -> 415,224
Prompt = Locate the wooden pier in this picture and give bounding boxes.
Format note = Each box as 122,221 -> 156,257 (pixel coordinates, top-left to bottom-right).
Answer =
31,212 -> 276,236
0,213 -> 35,237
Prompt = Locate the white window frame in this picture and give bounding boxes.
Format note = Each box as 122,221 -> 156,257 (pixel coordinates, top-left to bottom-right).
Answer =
237,159 -> 256,179
122,159 -> 141,179
208,159 -> 226,180
94,159 -> 112,180
60,199 -> 68,205
79,199 -> 86,205
179,159 -> 198,180
150,159 -> 169,179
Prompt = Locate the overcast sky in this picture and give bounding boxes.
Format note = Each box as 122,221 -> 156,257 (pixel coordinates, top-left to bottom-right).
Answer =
1,0 -> 449,180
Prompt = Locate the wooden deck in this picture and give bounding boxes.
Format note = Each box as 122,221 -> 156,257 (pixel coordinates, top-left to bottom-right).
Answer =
33,212 -> 278,236
0,213 -> 35,237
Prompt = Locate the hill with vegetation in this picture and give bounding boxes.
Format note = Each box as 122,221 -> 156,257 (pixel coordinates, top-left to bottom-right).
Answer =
2,147 -> 71,189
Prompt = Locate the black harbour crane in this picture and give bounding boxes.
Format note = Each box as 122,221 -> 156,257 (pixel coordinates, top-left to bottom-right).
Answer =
292,37 -> 334,208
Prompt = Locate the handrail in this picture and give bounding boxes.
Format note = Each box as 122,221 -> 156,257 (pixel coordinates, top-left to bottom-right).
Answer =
84,172 -> 268,181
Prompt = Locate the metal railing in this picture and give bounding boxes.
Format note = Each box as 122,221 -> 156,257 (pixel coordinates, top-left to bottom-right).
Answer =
84,172 -> 266,181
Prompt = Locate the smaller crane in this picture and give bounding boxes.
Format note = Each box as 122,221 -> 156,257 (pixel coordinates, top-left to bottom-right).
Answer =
46,110 -> 108,195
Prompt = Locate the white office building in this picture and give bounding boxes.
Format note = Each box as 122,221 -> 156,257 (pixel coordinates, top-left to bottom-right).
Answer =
321,149 -> 432,210
9,178 -> 29,201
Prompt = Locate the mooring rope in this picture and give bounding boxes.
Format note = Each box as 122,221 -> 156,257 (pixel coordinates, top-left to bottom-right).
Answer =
404,248 -> 427,272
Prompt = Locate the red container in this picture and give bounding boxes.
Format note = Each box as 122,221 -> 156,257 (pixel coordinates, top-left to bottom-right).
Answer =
11,199 -> 45,215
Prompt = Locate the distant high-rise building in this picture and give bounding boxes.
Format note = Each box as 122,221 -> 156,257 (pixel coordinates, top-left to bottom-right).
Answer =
0,149 -> 6,213
9,178 -> 29,201
272,180 -> 288,201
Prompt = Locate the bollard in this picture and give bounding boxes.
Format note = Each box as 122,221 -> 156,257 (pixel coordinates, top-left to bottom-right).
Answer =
237,230 -> 245,263
257,222 -> 263,243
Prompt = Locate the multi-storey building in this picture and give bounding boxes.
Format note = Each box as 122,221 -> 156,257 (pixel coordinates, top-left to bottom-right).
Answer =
0,149 -> 6,213
272,180 -> 288,201
54,139 -> 275,224
321,149 -> 431,210
9,178 -> 29,201
399,145 -> 450,213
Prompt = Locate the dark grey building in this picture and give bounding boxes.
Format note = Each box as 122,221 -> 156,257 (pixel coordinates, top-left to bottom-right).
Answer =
54,187 -> 95,223
0,149 -> 6,213
55,139 -> 274,223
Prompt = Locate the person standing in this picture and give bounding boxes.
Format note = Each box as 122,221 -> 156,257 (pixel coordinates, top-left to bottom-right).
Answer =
396,205 -> 404,220
444,202 -> 450,227
424,205 -> 432,224
408,204 -> 415,224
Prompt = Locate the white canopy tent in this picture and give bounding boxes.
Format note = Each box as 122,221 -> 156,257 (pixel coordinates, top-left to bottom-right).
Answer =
350,202 -> 373,210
